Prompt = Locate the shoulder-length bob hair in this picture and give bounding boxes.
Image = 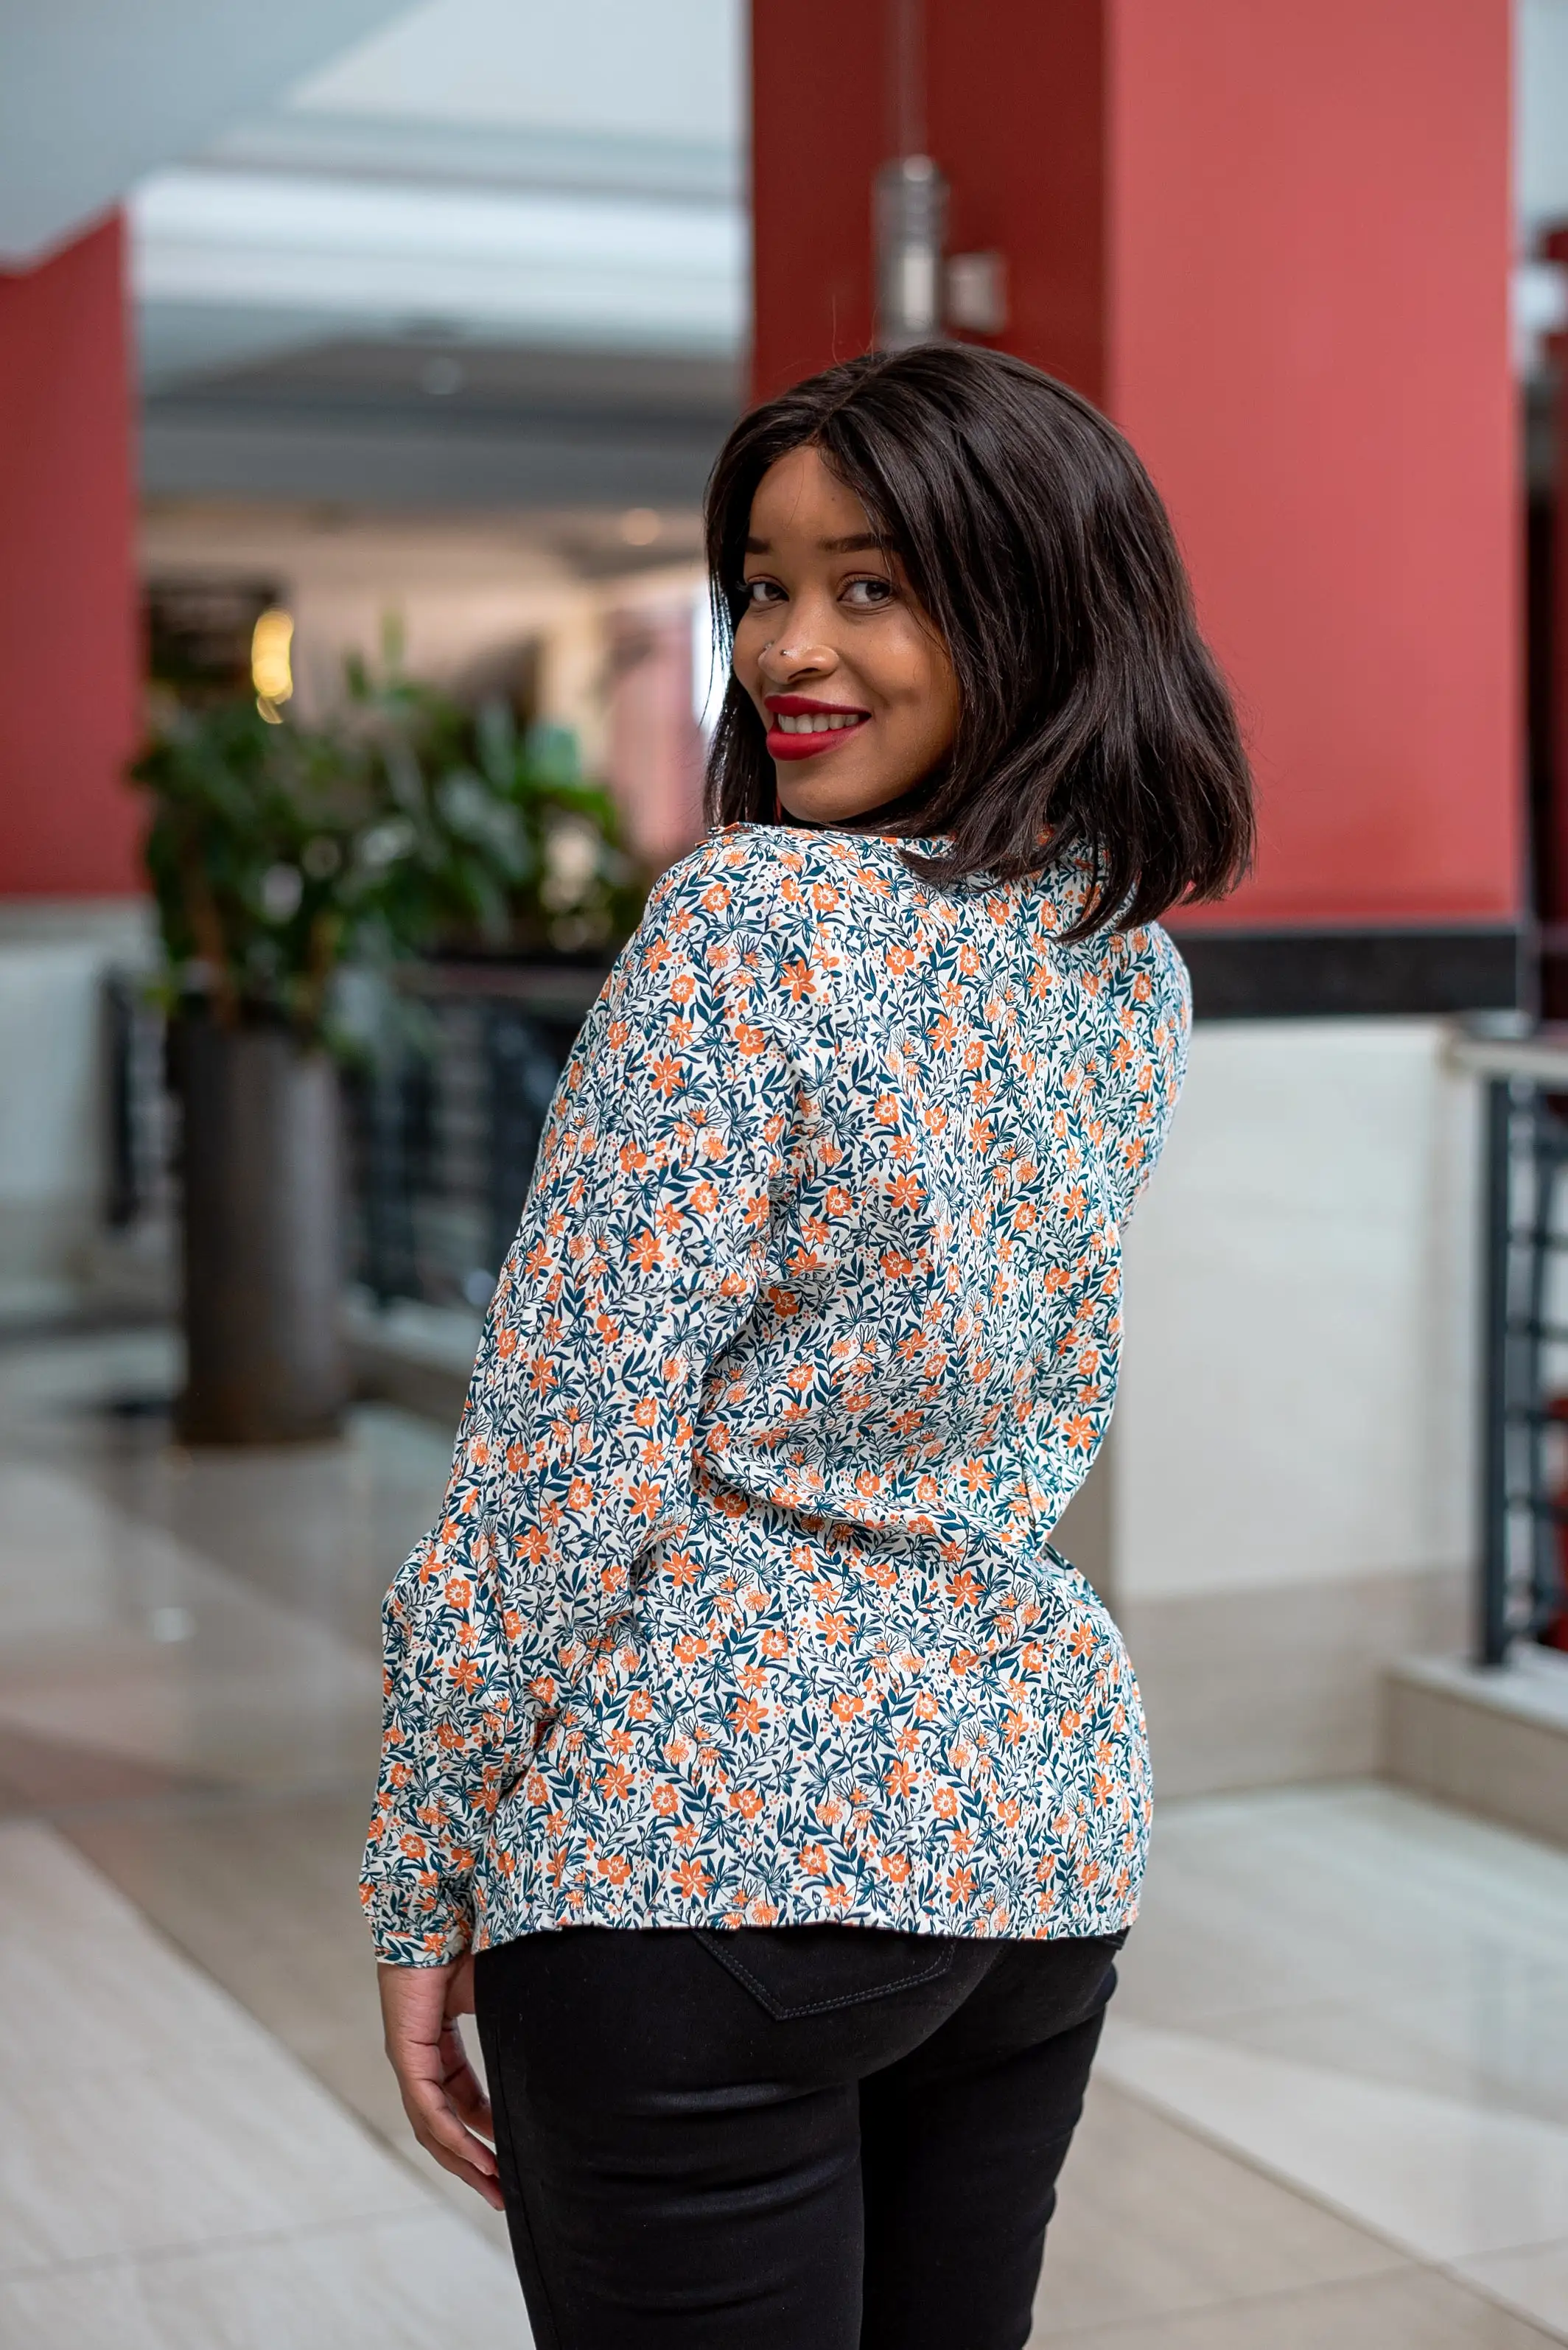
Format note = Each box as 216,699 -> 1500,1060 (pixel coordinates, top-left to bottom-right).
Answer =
702,344 -> 1253,938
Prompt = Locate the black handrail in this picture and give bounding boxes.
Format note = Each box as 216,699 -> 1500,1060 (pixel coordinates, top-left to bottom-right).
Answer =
1480,1074 -> 1513,1665
99,961 -> 604,1321
349,962 -> 604,1311
1461,1035 -> 1568,1663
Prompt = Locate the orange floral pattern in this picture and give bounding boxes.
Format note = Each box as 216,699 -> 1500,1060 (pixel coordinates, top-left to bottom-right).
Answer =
362,823 -> 1188,1963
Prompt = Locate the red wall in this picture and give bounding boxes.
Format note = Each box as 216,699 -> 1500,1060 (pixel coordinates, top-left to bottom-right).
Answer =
1110,0 -> 1516,927
925,3 -> 1110,411
749,0 -> 1519,929
0,214 -> 141,896
751,4 -> 884,399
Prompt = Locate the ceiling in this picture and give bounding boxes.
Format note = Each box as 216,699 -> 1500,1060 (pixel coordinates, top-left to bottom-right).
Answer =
2,0 -> 746,514
134,0 -> 746,510
141,339 -> 742,511
133,0 -> 745,378
0,0 -> 416,265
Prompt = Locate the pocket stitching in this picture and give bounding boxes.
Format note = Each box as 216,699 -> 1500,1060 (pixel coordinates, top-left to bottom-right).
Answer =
693,1930 -> 956,2019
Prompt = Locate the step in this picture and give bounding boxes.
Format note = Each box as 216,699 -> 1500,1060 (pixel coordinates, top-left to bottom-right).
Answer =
344,1293 -> 477,1429
1383,1646 -> 1568,1850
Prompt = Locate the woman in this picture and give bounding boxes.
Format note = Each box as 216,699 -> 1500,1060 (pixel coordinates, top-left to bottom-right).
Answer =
365,344 -> 1252,2349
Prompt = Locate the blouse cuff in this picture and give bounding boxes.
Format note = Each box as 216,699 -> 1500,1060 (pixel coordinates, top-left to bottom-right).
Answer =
359,1871 -> 473,1968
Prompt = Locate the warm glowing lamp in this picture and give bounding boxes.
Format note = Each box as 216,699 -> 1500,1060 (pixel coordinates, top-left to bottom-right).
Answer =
251,608 -> 295,721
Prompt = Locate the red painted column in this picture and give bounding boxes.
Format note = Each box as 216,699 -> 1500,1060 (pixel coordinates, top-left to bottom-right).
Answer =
750,0 -> 1518,931
1544,225 -> 1568,929
0,215 -> 141,896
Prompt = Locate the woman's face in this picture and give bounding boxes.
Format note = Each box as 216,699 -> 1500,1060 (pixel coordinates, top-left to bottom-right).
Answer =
732,444 -> 959,828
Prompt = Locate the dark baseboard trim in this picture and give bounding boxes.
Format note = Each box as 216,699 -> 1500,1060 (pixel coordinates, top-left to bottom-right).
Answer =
1172,924 -> 1524,1020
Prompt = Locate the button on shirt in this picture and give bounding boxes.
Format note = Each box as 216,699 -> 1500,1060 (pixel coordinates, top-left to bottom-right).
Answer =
361,822 -> 1189,1964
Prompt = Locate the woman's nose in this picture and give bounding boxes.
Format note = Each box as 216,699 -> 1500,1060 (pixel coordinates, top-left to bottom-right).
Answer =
759,635 -> 836,679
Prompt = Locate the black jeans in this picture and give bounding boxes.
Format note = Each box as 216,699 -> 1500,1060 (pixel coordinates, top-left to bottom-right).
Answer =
473,1923 -> 1124,2350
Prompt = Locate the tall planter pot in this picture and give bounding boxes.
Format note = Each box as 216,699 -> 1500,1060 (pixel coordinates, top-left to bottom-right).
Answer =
174,1018 -> 349,1444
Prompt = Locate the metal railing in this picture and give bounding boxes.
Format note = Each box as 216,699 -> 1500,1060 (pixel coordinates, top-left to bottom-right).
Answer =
103,970 -> 178,1234
1454,1032 -> 1568,1663
102,962 -> 604,1318
346,962 -> 603,1312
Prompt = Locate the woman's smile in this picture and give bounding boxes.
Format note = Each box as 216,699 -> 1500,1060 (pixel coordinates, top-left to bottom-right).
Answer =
764,693 -> 871,758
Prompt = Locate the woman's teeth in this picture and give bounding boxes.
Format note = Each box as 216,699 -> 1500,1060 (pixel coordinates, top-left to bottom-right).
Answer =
774,712 -> 862,733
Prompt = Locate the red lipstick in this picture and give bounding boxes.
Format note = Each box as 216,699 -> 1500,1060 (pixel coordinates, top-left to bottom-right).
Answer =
763,693 -> 870,763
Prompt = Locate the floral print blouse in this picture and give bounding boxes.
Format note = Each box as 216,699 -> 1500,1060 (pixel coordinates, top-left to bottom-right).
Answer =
362,822 -> 1189,1965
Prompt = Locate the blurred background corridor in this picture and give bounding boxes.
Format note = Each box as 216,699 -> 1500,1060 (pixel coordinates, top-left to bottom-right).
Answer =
2,0 -> 1568,2342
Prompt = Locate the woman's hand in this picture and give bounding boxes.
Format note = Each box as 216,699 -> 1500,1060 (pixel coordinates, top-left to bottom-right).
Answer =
377,1954 -> 503,2209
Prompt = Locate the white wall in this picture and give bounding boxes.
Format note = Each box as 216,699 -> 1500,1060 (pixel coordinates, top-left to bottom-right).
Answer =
1117,1018 -> 1479,1601
1100,1019 -> 1481,1791
0,902 -> 155,1320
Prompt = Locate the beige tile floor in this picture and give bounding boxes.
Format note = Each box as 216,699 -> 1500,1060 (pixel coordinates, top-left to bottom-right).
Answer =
1,1326 -> 1565,2347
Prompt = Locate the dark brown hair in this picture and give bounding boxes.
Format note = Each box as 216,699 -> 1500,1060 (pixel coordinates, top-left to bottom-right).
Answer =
702,344 -> 1253,937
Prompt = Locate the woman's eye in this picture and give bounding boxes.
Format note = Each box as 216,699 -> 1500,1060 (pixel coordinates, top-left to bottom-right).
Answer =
743,578 -> 784,608
843,576 -> 893,607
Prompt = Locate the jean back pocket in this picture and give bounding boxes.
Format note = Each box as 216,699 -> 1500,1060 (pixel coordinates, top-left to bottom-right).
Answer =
693,1923 -> 957,2019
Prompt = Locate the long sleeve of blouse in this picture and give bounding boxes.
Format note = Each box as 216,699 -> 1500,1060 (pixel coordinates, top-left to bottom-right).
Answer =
362,823 -> 1189,1964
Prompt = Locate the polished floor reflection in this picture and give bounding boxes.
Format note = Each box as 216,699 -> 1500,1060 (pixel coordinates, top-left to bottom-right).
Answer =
1099,1786 -> 1568,2342
1,1329 -> 1564,2346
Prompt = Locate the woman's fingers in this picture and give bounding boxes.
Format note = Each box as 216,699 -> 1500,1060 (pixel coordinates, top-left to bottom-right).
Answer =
439,2027 -> 495,2137
399,2065 -> 505,2207
409,2125 -> 504,2206
378,1959 -> 503,2209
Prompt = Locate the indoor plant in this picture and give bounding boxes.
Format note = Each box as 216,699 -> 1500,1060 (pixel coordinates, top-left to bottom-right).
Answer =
134,653 -> 645,1444
335,648 -> 647,964
135,699 -> 390,1443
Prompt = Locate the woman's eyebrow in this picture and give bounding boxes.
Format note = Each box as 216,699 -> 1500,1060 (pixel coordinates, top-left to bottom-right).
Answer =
741,534 -> 885,556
